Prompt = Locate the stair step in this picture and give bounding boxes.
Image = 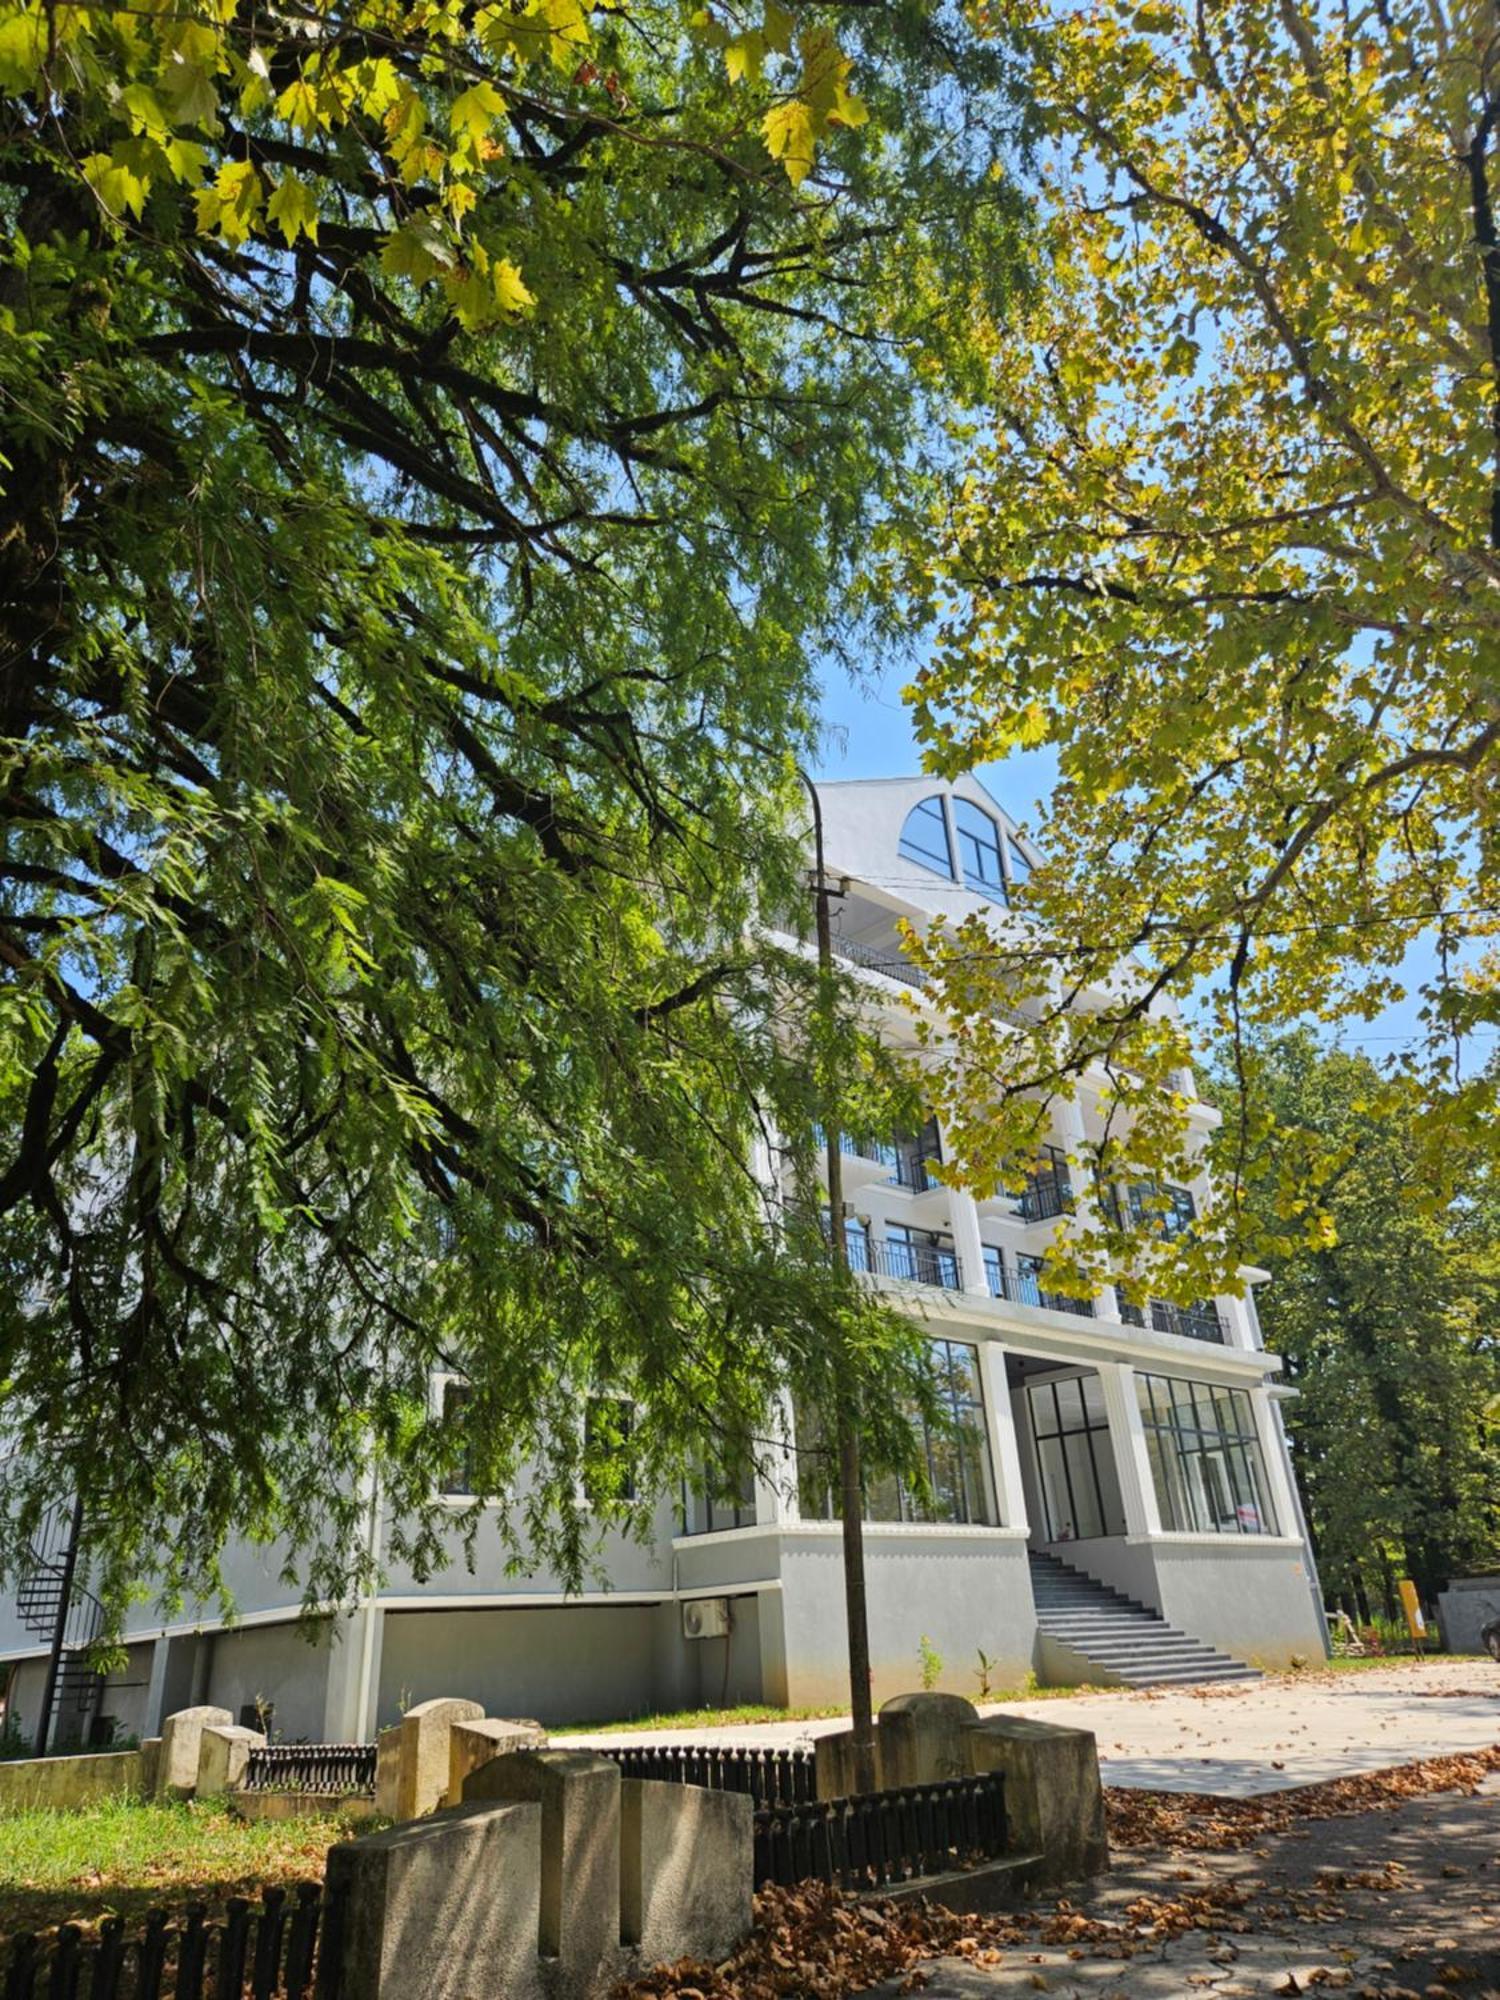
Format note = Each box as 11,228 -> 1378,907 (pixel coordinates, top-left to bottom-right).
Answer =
1029,1549 -> 1260,1685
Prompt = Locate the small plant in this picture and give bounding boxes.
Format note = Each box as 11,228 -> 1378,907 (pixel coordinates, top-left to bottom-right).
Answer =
917,1634 -> 943,1692
0,1708 -> 28,1761
974,1648 -> 997,1701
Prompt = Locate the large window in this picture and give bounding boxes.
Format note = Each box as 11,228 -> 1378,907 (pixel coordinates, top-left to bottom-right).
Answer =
898,796 -> 955,878
797,1338 -> 995,1526
953,799 -> 1007,901
1026,1374 -> 1125,1541
1136,1374 -> 1277,1535
1126,1181 -> 1198,1238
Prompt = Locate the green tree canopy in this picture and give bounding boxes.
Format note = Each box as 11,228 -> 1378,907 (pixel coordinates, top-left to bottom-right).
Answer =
894,0 -> 1500,1279
1210,1032 -> 1500,1605
0,0 -> 1021,1621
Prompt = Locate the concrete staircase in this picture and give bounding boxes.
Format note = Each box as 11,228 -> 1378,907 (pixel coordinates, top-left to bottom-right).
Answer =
1029,1549 -> 1260,1689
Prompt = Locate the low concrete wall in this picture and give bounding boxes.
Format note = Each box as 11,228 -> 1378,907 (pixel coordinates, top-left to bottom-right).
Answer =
0,1749 -> 143,1812
1437,1575 -> 1500,1655
774,1527 -> 1037,1708
1147,1539 -> 1325,1668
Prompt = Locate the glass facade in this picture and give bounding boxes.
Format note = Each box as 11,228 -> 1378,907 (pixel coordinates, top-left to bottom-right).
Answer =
898,796 -> 955,877
1136,1373 -> 1277,1535
953,798 -> 1008,901
1026,1374 -> 1125,1541
797,1338 -> 996,1526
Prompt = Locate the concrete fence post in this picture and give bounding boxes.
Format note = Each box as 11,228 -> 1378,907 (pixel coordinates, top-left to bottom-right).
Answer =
447,1719 -> 547,1808
463,1750 -> 620,1982
196,1724 -> 265,1800
963,1714 -> 1109,1886
156,1706 -> 233,1799
374,1697 -> 485,1821
619,1778 -> 752,1964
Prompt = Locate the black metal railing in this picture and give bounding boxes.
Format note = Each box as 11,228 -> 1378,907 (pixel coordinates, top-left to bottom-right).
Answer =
885,1152 -> 943,1194
830,936 -> 927,990
812,1125 -> 898,1169
867,1238 -> 963,1290
1118,1299 -> 1228,1344
594,1742 -> 815,1807
753,1772 -> 1007,1891
241,1743 -> 377,1795
1,1882 -> 344,2000
1017,1145 -> 1073,1223
1011,1256 -> 1094,1318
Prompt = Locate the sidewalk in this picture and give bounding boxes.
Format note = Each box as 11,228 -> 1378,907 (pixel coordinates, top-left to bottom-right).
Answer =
553,1660 -> 1500,1797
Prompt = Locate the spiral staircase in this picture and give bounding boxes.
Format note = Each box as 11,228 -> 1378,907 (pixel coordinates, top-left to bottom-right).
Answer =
15,1501 -> 106,1749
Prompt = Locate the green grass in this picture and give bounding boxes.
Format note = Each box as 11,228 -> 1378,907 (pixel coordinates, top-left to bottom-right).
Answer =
560,1701 -> 850,1734
0,1796 -> 370,1940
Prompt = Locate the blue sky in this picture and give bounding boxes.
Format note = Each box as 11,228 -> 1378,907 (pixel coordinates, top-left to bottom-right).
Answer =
811,657 -> 1469,1066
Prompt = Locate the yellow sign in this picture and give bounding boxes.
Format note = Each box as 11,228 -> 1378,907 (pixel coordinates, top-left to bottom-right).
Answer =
1398,1578 -> 1426,1642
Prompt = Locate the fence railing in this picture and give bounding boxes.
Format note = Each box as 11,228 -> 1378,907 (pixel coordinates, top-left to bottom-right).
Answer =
1119,1299 -> 1228,1344
1,1881 -> 346,2000
242,1742 -> 378,1794
593,1742 -> 815,1807
829,936 -> 927,990
753,1772 -> 1007,1891
866,1238 -> 963,1290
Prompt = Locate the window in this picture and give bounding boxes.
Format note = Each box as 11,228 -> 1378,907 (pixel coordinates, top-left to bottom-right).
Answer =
883,1223 -> 959,1289
1016,1253 -> 1094,1318
953,799 -> 1007,901
898,796 -> 955,878
1127,1182 -> 1198,1239
820,1207 -> 871,1272
1135,1374 -> 1277,1535
439,1379 -> 475,1498
1005,837 -> 1032,894
680,1463 -> 757,1536
1026,1374 -> 1125,1541
797,1338 -> 996,1526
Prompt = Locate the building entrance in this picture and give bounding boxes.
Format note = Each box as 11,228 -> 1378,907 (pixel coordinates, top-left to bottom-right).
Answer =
1023,1370 -> 1126,1544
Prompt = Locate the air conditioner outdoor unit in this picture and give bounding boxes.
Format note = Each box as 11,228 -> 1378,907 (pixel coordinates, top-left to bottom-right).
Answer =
681,1596 -> 732,1641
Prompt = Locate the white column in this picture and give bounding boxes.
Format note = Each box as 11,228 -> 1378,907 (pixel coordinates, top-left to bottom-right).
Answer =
1219,1293 -> 1257,1352
1250,1384 -> 1301,1539
1097,1361 -> 1161,1537
949,1185 -> 991,1297
1054,1095 -> 1119,1320
978,1341 -> 1028,1531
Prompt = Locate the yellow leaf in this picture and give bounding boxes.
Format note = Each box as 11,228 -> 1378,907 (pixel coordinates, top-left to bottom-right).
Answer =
450,80 -> 506,143
762,99 -> 815,186
275,75 -> 321,133
0,8 -> 46,90
492,256 -> 535,313
83,149 -> 148,221
381,217 -> 454,286
266,170 -> 318,244
161,56 -> 219,128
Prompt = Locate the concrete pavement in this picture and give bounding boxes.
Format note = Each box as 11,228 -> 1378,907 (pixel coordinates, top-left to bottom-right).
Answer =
554,1660 -> 1500,1797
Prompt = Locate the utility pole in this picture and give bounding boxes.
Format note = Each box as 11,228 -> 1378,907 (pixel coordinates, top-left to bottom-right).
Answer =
803,775 -> 879,1796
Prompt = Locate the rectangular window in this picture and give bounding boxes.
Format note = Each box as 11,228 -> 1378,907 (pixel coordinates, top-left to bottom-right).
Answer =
1135,1373 -> 1277,1535
440,1379 -> 475,1498
1126,1182 -> 1198,1239
885,1224 -> 959,1290
795,1338 -> 996,1526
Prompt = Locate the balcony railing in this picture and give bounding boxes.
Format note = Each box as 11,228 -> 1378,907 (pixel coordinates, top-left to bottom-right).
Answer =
868,1238 -> 963,1289
886,1152 -> 943,1194
1119,1299 -> 1229,1344
987,1249 -> 1094,1319
812,1125 -> 899,1169
830,936 -> 927,990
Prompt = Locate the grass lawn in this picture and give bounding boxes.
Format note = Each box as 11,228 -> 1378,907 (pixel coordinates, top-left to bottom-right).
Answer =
0,1797 -> 371,1941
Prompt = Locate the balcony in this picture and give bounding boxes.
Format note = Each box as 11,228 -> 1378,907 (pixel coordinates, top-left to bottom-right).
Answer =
867,1236 -> 963,1290
830,936 -> 927,990
986,1247 -> 1094,1319
1017,1145 -> 1074,1223
812,1125 -> 898,1169
1119,1299 -> 1229,1344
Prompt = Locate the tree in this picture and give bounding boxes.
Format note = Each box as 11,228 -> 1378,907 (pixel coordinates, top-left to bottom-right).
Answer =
1209,1032 -> 1500,1607
894,0 -> 1500,1266
0,0 -> 1021,1622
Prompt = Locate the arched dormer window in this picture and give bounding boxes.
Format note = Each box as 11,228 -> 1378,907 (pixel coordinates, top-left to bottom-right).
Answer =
953,798 -> 1007,902
898,795 -> 955,878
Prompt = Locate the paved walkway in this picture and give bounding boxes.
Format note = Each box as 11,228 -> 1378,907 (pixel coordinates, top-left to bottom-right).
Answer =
867,1773 -> 1500,1999
555,1660 -> 1500,1797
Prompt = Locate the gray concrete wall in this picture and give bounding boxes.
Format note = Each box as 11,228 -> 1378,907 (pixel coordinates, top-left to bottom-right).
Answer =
0,1748 -> 143,1811
1148,1539 -> 1324,1668
95,1640 -> 156,1743
1436,1574 -> 1500,1654
376,1604 -> 665,1729
775,1527 -> 1036,1707
205,1619 -> 334,1742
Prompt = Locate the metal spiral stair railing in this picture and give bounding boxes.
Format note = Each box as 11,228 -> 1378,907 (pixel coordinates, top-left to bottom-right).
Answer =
16,1498 -> 107,1732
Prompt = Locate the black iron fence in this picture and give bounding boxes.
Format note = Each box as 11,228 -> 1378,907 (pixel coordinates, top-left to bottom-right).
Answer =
2,1881 -> 346,2000
594,1742 -> 815,1807
242,1743 -> 377,1795
753,1772 -> 1007,1892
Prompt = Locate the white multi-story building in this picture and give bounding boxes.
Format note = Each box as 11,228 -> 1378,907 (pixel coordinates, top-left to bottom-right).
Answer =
0,775 -> 1327,1749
